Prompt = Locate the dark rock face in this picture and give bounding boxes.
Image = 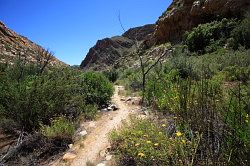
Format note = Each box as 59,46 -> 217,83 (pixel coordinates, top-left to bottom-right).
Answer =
122,24 -> 155,41
154,0 -> 250,44
0,21 -> 66,66
80,36 -> 135,70
80,24 -> 155,70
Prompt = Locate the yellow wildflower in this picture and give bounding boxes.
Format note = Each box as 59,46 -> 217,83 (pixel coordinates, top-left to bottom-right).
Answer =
147,140 -> 152,144
143,134 -> 148,137
138,152 -> 145,157
173,117 -> 178,119
176,131 -> 183,137
154,143 -> 159,146
246,120 -> 249,123
181,140 -> 186,144
162,124 -> 166,127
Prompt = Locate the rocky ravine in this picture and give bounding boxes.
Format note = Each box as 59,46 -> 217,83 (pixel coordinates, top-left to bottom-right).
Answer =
80,24 -> 155,71
0,21 -> 66,66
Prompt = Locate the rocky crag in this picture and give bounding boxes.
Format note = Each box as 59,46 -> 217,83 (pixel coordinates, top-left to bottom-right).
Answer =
154,0 -> 250,44
0,21 -> 66,66
80,24 -> 155,70
81,0 -> 249,70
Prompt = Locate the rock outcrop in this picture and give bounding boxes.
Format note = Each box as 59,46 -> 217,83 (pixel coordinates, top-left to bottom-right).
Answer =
0,21 -> 66,66
80,24 -> 155,70
154,0 -> 250,44
80,36 -> 136,70
122,24 -> 155,41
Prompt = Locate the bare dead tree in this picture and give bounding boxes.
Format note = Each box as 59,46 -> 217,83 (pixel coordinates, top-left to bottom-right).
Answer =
35,47 -> 54,74
118,13 -> 171,106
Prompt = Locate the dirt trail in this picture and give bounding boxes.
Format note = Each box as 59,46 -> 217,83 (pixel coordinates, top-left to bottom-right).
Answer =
52,86 -> 138,166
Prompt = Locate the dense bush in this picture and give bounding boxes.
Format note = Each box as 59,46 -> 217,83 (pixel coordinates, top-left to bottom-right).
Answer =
0,60 -> 113,132
185,18 -> 238,53
40,117 -> 75,140
224,66 -> 250,83
103,69 -> 119,83
146,51 -> 250,165
81,72 -> 114,107
115,27 -> 250,164
231,17 -> 250,49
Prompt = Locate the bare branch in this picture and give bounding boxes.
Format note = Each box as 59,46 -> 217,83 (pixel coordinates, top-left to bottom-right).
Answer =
118,11 -> 126,33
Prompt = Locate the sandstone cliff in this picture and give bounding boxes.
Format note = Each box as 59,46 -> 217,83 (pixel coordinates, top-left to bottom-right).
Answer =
154,0 -> 250,44
0,21 -> 66,66
80,24 -> 155,70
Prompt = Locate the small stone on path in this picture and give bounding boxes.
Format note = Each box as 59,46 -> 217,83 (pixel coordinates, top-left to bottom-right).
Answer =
79,130 -> 88,137
96,163 -> 105,166
63,152 -> 77,160
105,155 -> 112,161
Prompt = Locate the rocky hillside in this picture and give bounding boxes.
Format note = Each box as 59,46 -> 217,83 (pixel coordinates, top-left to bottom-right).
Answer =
80,0 -> 249,70
0,21 -> 66,66
80,24 -> 155,70
154,0 -> 250,44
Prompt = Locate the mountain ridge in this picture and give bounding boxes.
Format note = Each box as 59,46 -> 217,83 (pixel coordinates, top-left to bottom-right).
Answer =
0,21 -> 67,66
80,24 -> 155,70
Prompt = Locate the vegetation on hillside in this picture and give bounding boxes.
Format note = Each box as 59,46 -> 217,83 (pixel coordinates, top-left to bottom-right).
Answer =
110,17 -> 250,165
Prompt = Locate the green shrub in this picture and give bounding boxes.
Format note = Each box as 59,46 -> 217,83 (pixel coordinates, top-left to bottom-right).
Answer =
83,104 -> 98,120
231,17 -> 250,49
103,70 -> 119,83
40,117 -> 75,140
0,67 -> 85,131
110,117 -> 200,166
0,60 -> 114,132
185,18 -> 238,53
224,66 -> 250,83
81,72 -> 114,106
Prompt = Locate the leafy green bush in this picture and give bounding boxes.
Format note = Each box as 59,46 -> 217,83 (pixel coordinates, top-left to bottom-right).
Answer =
40,117 -> 75,140
83,104 -> 98,120
0,67 -> 84,131
231,17 -> 250,49
103,70 -> 119,83
185,18 -> 238,53
81,72 -> 114,107
110,118 -> 200,166
0,60 -> 113,132
224,66 -> 250,83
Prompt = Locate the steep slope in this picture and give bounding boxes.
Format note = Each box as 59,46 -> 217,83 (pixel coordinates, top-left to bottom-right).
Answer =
80,36 -> 136,70
154,0 -> 250,44
80,24 -> 155,70
0,21 -> 66,66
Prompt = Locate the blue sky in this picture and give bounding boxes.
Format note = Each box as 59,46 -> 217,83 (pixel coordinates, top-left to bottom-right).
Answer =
0,0 -> 171,65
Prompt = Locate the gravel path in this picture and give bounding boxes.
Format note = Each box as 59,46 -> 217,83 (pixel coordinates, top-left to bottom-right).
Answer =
52,86 -> 138,166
